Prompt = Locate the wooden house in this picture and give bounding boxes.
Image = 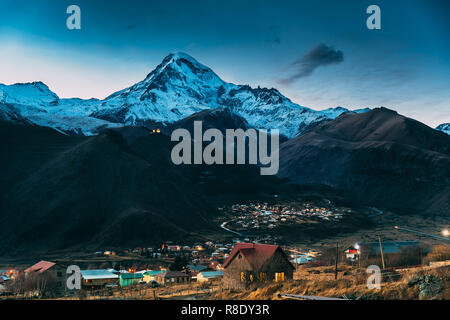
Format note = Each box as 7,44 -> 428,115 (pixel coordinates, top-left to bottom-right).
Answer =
154,271 -> 190,285
24,260 -> 70,296
222,243 -> 294,290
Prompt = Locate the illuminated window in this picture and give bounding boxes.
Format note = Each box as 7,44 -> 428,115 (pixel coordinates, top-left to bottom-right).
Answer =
259,272 -> 267,282
249,274 -> 254,282
275,272 -> 285,282
240,272 -> 245,282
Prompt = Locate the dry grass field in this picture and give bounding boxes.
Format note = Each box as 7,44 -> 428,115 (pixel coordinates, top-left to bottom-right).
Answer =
210,264 -> 449,300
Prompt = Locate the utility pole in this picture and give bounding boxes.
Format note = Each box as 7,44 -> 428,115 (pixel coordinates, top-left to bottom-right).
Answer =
419,247 -> 423,266
358,250 -> 361,269
378,234 -> 385,269
335,242 -> 339,280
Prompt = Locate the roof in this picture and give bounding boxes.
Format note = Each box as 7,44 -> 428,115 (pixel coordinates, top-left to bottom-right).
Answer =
135,270 -> 147,274
198,271 -> 223,278
120,273 -> 143,279
24,261 -> 56,273
222,243 -> 293,270
186,264 -> 208,271
157,271 -> 189,278
344,245 -> 359,253
293,256 -> 314,264
144,270 -> 167,276
81,269 -> 118,280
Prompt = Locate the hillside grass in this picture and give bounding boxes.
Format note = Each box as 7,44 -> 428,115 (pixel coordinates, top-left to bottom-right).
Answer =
211,264 -> 449,300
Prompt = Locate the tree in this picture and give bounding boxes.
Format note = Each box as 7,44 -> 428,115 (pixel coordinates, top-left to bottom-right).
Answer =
5,273 -> 26,295
425,245 -> 450,263
8,272 -> 58,298
32,272 -> 59,298
169,255 -> 189,271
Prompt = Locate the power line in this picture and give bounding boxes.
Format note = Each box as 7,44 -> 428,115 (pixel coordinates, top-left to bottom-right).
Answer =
394,226 -> 450,242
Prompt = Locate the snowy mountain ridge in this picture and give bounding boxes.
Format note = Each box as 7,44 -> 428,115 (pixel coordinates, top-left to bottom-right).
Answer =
0,52 -> 370,137
436,123 -> 450,135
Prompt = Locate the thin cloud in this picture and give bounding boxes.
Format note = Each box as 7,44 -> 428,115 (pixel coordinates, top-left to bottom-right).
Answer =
280,43 -> 344,83
264,25 -> 281,44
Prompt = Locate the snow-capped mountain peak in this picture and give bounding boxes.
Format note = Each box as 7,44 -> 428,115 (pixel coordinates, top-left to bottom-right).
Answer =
144,52 -> 222,82
436,123 -> 450,135
94,52 -> 230,125
0,81 -> 59,107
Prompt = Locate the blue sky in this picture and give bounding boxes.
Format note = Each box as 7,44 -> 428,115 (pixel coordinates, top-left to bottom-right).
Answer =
0,0 -> 449,127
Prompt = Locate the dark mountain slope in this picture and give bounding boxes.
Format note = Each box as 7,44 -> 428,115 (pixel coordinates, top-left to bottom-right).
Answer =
278,108 -> 450,216
0,120 -> 83,190
0,122 -> 220,255
0,117 -> 281,255
163,108 -> 249,135
309,107 -> 449,153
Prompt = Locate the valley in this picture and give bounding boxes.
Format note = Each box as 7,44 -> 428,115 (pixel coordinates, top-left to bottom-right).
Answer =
0,52 -> 448,261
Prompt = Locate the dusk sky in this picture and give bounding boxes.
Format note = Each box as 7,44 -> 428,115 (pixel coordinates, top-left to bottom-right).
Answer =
0,0 -> 449,127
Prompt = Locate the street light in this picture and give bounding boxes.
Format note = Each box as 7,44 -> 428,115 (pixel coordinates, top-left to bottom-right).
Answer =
442,229 -> 449,237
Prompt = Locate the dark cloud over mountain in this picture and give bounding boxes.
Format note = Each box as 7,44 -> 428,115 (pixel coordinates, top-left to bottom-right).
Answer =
281,43 -> 344,83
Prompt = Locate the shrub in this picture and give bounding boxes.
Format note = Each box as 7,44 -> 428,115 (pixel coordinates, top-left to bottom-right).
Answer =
425,245 -> 450,263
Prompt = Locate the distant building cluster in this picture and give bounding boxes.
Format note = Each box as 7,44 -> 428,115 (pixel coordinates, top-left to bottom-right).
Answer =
219,201 -> 346,231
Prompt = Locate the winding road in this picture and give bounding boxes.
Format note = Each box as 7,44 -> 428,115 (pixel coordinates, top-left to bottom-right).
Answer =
367,207 -> 384,218
220,221 -> 244,236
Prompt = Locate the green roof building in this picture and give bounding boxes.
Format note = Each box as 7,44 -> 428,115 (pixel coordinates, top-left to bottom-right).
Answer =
119,272 -> 143,287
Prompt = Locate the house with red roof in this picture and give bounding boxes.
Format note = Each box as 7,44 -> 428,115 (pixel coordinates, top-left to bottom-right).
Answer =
222,243 -> 295,290
24,260 -> 70,296
24,260 -> 57,274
